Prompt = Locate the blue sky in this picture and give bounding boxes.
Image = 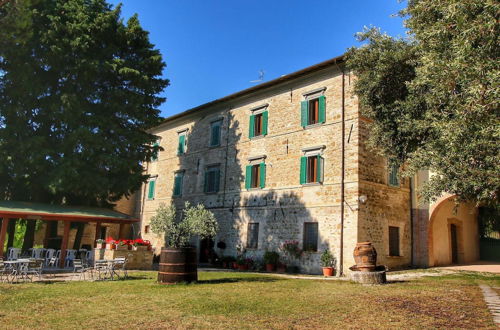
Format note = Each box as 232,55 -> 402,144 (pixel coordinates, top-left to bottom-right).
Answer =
108,1 -> 407,118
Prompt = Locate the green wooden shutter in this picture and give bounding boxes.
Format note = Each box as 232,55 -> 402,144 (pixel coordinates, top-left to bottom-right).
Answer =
300,156 -> 307,184
211,123 -> 220,146
173,174 -> 182,196
152,142 -> 159,161
316,155 -> 323,183
301,101 -> 308,127
259,163 -> 266,188
249,115 -> 255,138
262,111 -> 268,136
245,165 -> 252,189
204,171 -> 209,193
318,95 -> 326,123
389,164 -> 399,186
148,180 -> 155,199
214,168 -> 220,192
178,135 -> 185,155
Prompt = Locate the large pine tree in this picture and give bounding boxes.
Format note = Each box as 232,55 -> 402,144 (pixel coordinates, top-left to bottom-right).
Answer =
0,0 -> 168,206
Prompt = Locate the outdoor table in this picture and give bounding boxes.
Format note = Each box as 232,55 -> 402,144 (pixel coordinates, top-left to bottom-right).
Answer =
4,259 -> 30,282
94,259 -> 123,281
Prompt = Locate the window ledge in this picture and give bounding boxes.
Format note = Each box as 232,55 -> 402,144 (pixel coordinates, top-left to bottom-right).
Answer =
386,255 -> 403,258
303,123 -> 324,130
250,135 -> 265,140
247,187 -> 263,191
208,144 -> 221,149
204,191 -> 219,195
301,182 -> 322,187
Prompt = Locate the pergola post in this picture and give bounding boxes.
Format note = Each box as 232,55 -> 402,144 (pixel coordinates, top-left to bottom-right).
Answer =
94,221 -> 102,247
59,221 -> 71,268
43,220 -> 51,248
0,217 -> 9,258
118,223 -> 125,239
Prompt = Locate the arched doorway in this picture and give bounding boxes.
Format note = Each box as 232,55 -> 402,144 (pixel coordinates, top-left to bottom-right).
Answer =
428,195 -> 479,266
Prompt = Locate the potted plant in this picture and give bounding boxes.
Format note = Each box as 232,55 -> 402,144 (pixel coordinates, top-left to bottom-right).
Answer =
321,250 -> 335,276
236,255 -> 248,271
117,239 -> 129,250
133,238 -> 151,251
105,237 -> 116,250
95,239 -> 106,249
150,202 -> 218,284
277,262 -> 287,273
263,251 -> 279,272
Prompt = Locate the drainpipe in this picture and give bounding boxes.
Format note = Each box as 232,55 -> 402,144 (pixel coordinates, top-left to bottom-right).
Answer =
335,61 -> 346,277
221,108 -> 232,209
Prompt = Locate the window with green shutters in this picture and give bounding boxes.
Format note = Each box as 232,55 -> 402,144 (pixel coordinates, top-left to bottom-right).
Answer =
204,165 -> 220,193
177,133 -> 186,155
249,110 -> 268,138
151,142 -> 159,162
301,95 -> 326,127
388,163 -> 400,187
245,162 -> 266,189
147,179 -> 156,200
209,120 -> 222,147
173,172 -> 184,197
300,155 -> 324,184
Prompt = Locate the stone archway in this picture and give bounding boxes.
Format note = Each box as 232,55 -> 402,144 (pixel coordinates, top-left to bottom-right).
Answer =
428,195 -> 479,266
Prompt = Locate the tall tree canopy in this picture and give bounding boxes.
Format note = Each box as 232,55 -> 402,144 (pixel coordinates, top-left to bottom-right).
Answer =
347,0 -> 499,207
0,0 -> 168,206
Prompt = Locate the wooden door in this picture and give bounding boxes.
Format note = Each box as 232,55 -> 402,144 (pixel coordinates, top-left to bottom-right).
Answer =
450,224 -> 458,264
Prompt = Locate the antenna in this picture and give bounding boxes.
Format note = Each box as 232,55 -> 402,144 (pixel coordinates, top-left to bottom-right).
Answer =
250,69 -> 265,83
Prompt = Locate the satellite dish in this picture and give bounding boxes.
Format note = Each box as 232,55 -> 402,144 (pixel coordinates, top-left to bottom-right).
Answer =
250,69 -> 265,83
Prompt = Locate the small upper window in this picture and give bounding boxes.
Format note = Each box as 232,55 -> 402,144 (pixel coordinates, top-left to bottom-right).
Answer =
177,131 -> 187,155
300,155 -> 324,184
151,141 -> 160,162
249,108 -> 268,138
147,178 -> 156,200
301,95 -> 326,127
210,120 -> 222,147
388,163 -> 400,187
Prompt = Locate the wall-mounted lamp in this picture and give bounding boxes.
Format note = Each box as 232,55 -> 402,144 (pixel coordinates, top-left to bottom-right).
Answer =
358,195 -> 368,204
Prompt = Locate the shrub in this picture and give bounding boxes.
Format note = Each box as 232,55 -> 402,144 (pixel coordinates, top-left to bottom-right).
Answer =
263,251 -> 280,265
150,202 -> 218,248
320,250 -> 335,268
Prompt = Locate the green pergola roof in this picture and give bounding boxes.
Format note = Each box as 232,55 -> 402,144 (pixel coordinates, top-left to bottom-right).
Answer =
0,201 -> 138,223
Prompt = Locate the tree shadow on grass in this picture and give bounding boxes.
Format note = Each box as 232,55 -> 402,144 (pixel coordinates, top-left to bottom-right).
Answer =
196,276 -> 280,285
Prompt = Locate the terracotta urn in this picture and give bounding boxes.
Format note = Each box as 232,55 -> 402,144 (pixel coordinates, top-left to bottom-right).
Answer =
353,242 -> 377,272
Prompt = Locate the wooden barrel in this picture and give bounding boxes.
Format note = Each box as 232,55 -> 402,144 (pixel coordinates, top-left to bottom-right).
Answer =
158,247 -> 197,284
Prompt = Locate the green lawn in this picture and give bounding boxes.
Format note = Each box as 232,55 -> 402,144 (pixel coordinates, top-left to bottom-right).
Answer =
0,271 -> 498,329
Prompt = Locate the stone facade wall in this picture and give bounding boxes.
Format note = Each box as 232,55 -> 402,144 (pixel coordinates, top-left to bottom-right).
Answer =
137,64 -> 412,274
357,118 -> 412,270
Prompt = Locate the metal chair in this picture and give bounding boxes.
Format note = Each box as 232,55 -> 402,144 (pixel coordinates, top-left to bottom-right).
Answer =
65,250 -> 77,268
7,248 -> 21,261
24,259 -> 43,281
0,258 -> 8,282
112,257 -> 128,279
44,249 -> 56,266
93,260 -> 110,281
73,259 -> 93,280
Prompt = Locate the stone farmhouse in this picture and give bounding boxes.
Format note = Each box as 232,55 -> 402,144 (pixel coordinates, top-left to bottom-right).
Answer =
127,55 -> 480,274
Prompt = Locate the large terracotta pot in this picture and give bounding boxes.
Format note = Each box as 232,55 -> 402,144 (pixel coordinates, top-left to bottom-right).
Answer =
158,247 -> 197,284
322,267 -> 334,276
353,242 -> 377,272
